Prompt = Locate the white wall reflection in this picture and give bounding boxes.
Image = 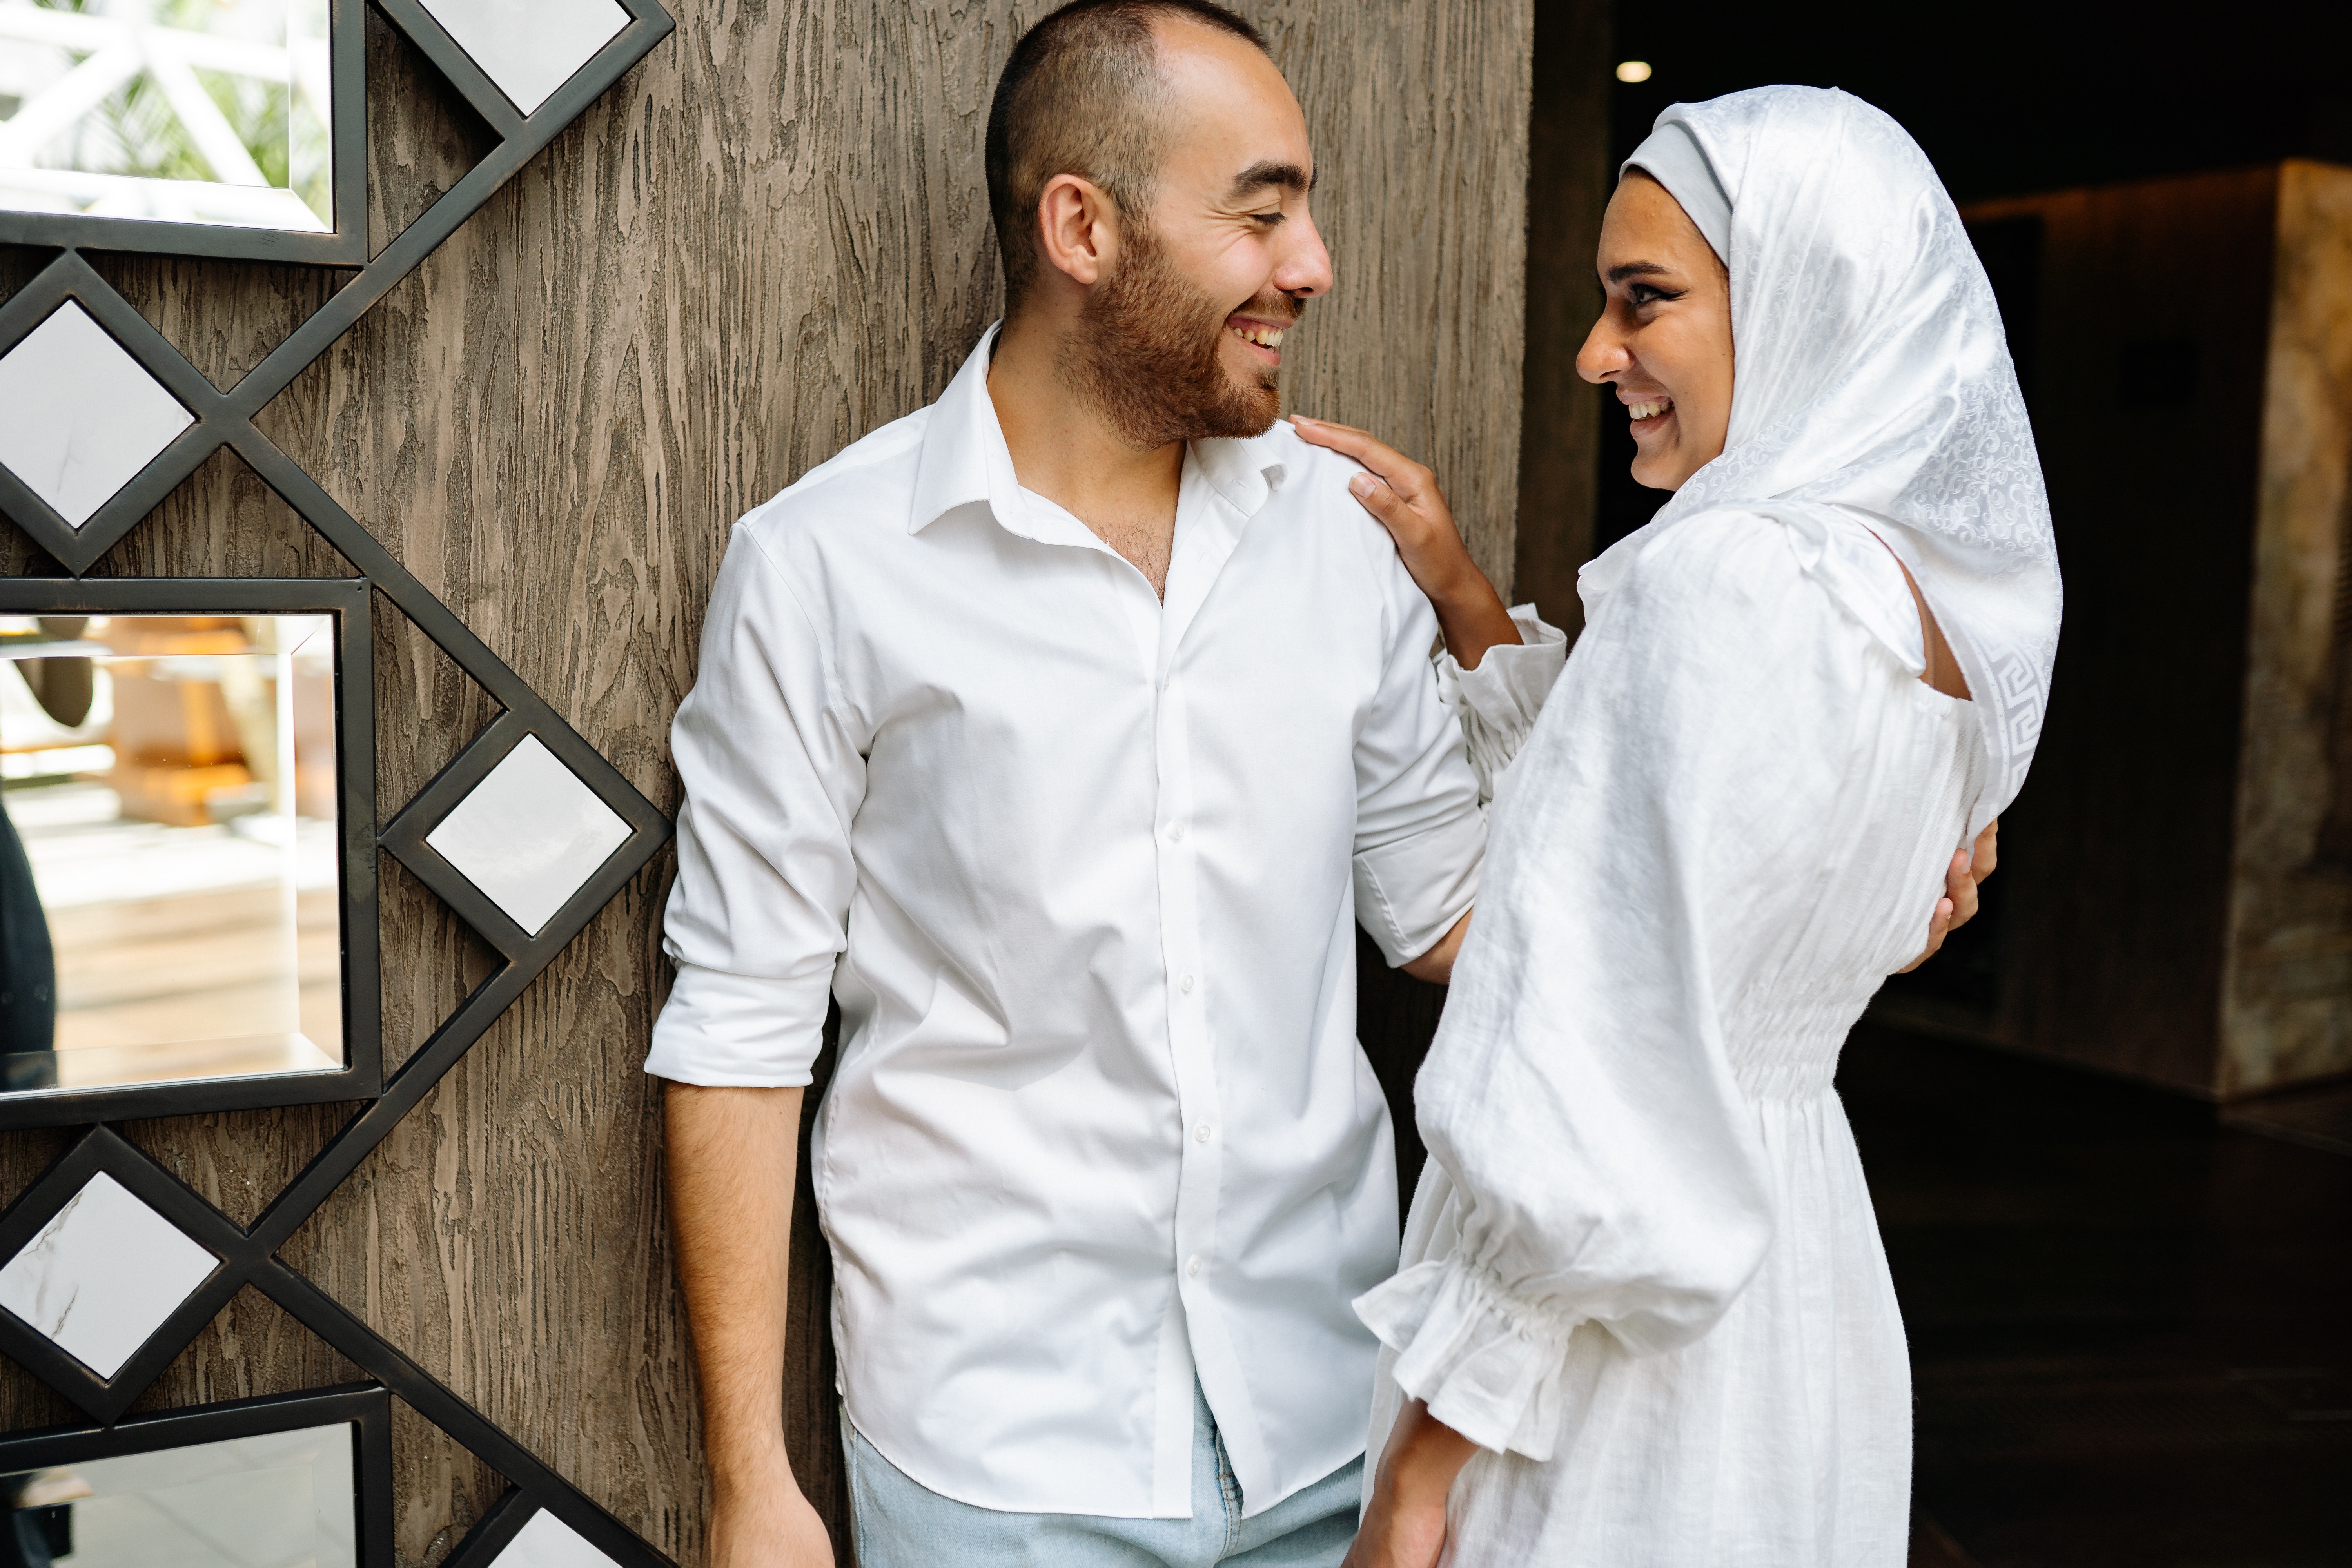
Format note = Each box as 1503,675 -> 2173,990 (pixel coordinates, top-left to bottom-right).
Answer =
2,1423 -> 356,1568
0,0 -> 334,232
0,614 -> 341,1095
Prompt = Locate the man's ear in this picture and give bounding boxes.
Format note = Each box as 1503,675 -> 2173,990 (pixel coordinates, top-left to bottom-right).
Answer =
1035,173 -> 1120,288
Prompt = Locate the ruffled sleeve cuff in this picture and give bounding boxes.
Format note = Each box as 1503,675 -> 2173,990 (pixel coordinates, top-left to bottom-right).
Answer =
1435,605 -> 1568,804
1352,1256 -> 1579,1462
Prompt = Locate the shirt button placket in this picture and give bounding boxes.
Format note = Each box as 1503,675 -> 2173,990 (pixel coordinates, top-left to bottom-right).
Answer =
1158,672 -> 1221,1320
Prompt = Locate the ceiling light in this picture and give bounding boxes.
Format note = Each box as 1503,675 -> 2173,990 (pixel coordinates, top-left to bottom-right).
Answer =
1616,60 -> 1653,83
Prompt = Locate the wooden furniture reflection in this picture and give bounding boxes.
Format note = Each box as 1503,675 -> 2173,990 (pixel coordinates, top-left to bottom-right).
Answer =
99,617 -> 332,827
104,618 -> 256,828
1879,161 -> 2352,1101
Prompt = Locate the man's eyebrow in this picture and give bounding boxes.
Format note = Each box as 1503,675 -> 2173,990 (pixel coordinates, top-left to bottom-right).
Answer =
1605,261 -> 1672,284
1229,160 -> 1314,199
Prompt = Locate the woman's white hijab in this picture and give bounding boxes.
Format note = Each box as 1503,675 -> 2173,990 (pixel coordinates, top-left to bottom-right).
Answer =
1601,85 -> 2061,836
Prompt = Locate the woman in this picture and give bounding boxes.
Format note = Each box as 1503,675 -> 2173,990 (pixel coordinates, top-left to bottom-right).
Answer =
1297,85 -> 2059,1565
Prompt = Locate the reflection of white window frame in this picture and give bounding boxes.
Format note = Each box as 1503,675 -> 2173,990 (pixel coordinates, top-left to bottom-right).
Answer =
0,2 -> 332,231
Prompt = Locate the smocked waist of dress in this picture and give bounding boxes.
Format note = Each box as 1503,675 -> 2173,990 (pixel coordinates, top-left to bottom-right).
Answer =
1725,990 -> 1877,1100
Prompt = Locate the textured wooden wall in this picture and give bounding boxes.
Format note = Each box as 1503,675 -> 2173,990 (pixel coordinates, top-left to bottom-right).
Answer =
0,1 -> 1538,1561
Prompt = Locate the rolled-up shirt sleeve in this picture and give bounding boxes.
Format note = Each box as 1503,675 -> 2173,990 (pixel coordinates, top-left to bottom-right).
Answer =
1350,550 -> 1488,968
646,525 -> 866,1087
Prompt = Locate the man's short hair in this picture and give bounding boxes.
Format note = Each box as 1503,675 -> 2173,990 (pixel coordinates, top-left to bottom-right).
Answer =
985,0 -> 1267,307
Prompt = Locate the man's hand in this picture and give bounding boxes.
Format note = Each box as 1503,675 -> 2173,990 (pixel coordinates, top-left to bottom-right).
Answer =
709,1454 -> 835,1568
1343,1399 -> 1476,1568
1899,818 -> 1998,973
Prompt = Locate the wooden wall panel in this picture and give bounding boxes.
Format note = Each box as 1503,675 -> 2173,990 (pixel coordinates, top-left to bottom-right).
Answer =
1,1 -> 1543,1562
1261,1 -> 1533,588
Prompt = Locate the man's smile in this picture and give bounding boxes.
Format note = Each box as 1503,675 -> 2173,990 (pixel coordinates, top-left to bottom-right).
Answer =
1228,314 -> 1290,363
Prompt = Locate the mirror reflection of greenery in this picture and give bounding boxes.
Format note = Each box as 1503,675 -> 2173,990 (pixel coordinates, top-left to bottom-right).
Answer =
24,0 -> 332,225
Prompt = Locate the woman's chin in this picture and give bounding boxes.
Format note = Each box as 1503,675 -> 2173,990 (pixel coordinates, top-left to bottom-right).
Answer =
1628,452 -> 1682,492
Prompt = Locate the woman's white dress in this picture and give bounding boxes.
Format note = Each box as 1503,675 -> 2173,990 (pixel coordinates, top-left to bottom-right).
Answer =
1366,504 -> 1985,1566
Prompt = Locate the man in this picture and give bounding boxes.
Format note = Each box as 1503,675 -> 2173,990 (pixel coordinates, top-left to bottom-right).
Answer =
648,5 -> 1502,1564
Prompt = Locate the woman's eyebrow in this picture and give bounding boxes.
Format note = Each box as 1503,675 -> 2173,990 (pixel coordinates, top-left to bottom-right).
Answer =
1605,261 -> 1673,283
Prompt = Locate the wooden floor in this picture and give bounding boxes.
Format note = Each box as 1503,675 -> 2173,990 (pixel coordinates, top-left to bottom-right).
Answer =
1840,1025 -> 2352,1568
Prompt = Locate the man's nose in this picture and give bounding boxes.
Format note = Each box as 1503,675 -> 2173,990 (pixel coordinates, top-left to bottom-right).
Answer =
1274,209 -> 1335,299
1576,310 -> 1627,385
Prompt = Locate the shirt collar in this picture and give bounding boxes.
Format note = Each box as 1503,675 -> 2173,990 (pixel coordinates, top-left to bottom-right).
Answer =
910,322 -> 1290,537
908,323 -> 1024,536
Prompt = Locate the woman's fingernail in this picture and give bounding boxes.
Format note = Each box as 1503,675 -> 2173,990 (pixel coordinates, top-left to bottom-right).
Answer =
1349,474 -> 1374,497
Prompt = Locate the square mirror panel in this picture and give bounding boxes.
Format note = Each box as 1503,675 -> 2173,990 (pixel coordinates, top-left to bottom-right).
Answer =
0,582 -> 376,1126
0,1385 -> 385,1568
0,0 -> 363,261
0,301 -> 196,532
2,1421 -> 355,1568
491,1507 -> 623,1568
0,1169 -> 218,1380
415,0 -> 630,118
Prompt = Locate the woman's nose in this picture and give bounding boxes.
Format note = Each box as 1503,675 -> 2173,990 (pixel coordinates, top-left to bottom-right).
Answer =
1576,313 -> 1628,385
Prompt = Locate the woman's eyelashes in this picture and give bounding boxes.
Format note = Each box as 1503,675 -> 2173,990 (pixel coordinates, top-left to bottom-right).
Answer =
1627,282 -> 1683,307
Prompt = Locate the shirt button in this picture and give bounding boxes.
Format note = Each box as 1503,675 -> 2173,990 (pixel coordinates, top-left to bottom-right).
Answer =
1186,1255 -> 1203,1278
1179,973 -> 1195,993
1169,821 -> 1187,842
1195,1123 -> 1212,1143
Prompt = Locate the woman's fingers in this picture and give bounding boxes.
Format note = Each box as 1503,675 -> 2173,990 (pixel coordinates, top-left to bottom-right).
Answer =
1293,416 -> 1429,499
1343,469 -> 1448,559
1348,470 -> 1407,521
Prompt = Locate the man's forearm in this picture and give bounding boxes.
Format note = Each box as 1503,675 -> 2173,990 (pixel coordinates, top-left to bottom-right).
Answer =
666,1083 -> 806,1494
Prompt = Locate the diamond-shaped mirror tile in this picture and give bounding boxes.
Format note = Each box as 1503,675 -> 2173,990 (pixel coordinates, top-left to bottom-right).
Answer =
495,1509 -> 621,1568
0,1172 -> 217,1378
0,302 -> 194,528
425,735 -> 632,935
417,0 -> 630,115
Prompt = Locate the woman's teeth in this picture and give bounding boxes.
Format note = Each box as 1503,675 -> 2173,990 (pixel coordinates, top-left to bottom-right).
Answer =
1232,323 -> 1286,348
1628,398 -> 1672,421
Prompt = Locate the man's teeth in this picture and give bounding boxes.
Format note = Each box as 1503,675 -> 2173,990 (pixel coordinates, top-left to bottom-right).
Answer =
1232,323 -> 1287,348
1628,398 -> 1672,420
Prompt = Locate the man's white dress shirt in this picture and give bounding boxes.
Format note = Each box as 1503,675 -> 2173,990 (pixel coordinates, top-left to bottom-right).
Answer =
645,331 -> 1488,1520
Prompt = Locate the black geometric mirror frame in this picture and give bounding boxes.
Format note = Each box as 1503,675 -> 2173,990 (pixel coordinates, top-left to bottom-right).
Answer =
0,1381 -> 394,1568
0,0 -> 370,266
0,2 -> 682,1564
0,576 -> 382,1130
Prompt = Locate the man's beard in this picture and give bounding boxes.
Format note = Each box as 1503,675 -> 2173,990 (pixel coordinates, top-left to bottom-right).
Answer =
1063,221 -> 1299,449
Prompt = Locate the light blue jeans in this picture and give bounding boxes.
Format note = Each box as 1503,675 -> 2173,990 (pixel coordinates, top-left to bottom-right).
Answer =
841,1383 -> 1362,1567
